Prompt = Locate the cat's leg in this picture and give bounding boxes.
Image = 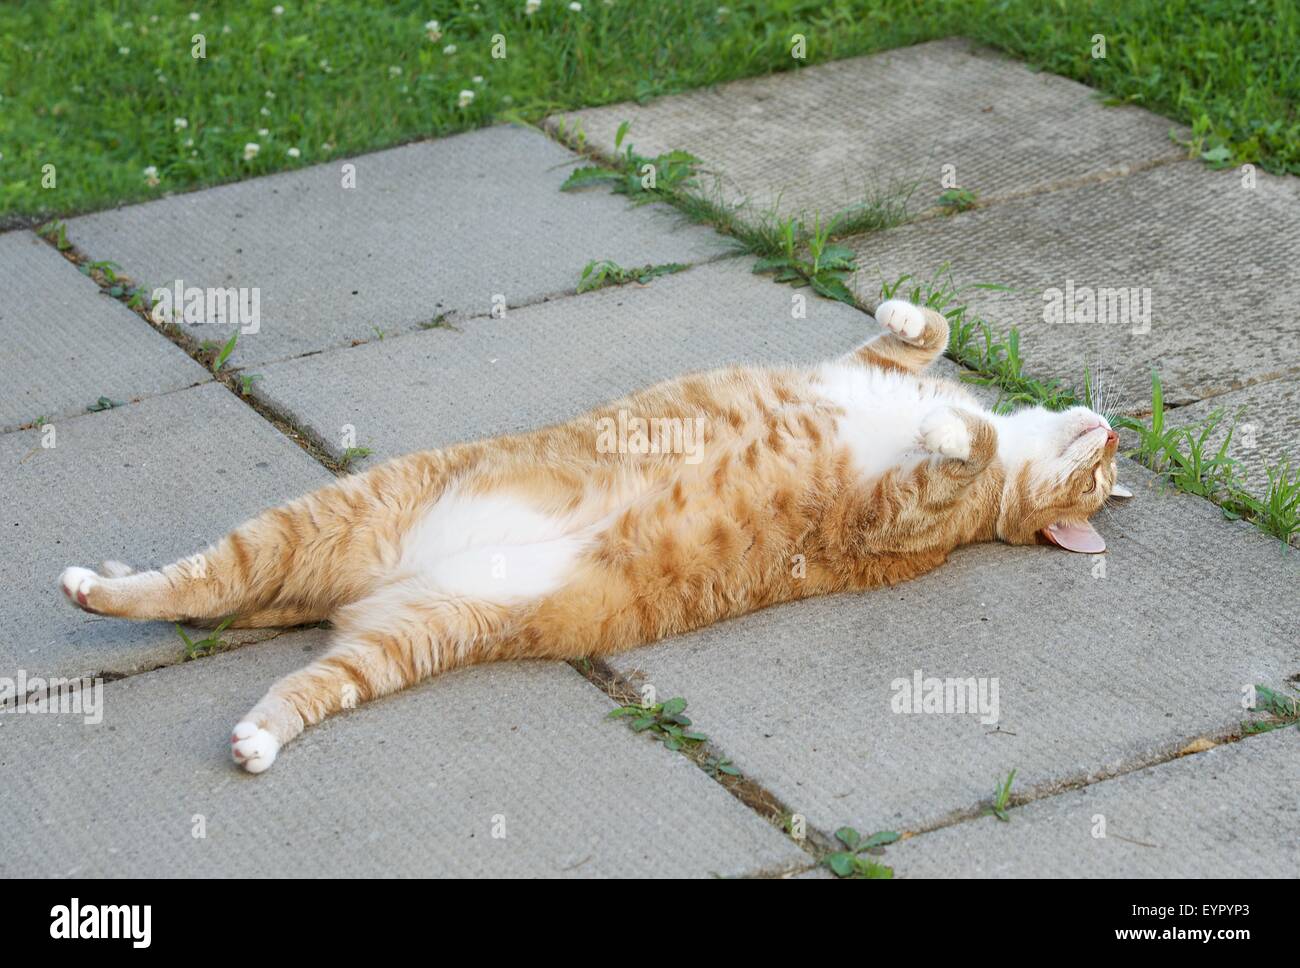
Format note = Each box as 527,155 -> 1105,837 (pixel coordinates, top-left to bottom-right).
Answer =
58,451 -> 468,627
230,577 -> 510,773
850,299 -> 949,374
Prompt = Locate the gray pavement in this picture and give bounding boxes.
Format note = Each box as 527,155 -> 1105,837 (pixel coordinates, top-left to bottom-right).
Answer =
890,727 -> 1299,878
552,38 -> 1183,219
0,630 -> 805,877
846,162 -> 1300,414
64,125 -> 729,368
250,256 -> 935,461
0,230 -> 209,433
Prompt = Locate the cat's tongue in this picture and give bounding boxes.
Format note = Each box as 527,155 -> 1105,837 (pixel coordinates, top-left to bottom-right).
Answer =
1042,520 -> 1106,553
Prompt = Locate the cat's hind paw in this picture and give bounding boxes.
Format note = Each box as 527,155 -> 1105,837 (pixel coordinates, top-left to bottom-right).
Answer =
875,299 -> 927,344
231,721 -> 279,774
920,409 -> 972,461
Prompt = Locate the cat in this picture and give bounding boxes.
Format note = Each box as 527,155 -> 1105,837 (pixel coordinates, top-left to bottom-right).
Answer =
60,299 -> 1129,773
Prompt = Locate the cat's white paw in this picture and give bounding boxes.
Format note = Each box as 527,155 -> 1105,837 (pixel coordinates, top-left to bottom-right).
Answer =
231,721 -> 279,774
920,409 -> 971,461
98,560 -> 135,579
875,299 -> 927,343
59,566 -> 100,612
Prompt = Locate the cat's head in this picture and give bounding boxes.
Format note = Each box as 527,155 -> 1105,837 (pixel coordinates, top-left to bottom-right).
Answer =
995,405 -> 1131,552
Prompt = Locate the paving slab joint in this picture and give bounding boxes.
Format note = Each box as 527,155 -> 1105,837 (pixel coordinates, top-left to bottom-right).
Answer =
32,228 -> 352,476
570,657 -> 830,861
900,720 -> 1288,842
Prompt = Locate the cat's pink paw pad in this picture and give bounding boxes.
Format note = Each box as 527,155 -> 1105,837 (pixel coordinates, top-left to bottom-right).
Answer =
59,567 -> 101,612
920,410 -> 971,461
231,721 -> 279,774
875,299 -> 926,343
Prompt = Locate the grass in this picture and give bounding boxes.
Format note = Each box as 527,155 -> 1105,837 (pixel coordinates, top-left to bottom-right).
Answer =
3,0 -> 1297,222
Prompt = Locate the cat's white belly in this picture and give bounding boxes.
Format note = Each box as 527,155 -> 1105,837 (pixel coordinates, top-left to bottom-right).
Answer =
400,487 -> 592,603
814,361 -> 970,479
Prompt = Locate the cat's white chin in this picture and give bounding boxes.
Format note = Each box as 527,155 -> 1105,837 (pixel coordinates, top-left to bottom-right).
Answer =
231,721 -> 279,773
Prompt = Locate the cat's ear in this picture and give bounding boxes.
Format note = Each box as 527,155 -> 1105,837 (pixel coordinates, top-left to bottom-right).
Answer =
1041,520 -> 1105,553
1110,482 -> 1133,499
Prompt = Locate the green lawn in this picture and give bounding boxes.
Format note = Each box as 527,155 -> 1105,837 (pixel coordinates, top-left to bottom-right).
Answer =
1,0 -> 1296,223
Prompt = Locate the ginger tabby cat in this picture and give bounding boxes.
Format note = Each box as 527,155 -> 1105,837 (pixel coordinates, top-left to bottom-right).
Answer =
60,300 -> 1129,772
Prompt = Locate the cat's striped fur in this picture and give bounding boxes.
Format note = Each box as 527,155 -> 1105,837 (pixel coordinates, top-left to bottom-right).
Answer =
60,301 -> 1122,772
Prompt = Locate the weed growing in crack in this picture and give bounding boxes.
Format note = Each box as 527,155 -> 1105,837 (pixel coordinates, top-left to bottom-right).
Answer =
824,827 -> 900,878
86,396 -> 124,413
177,617 -> 235,660
606,695 -> 707,751
1117,371 -> 1299,544
987,768 -> 1018,822
576,259 -> 687,293
339,446 -> 374,472
752,213 -> 857,304
561,121 -> 701,203
937,187 -> 979,214
1244,683 -> 1300,735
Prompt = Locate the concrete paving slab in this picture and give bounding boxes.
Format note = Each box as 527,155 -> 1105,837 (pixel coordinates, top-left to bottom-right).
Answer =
0,630 -> 806,877
1164,375 -> 1300,488
551,38 -> 1183,220
1,382 -> 332,682
889,728 -> 1299,877
249,257 -> 979,461
0,230 -> 209,433
63,125 -> 729,369
845,162 -> 1300,415
600,461 -> 1298,852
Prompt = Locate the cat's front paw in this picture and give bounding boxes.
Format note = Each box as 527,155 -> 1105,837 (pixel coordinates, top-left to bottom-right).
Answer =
920,409 -> 971,461
231,721 -> 279,774
59,566 -> 103,613
875,299 -> 927,344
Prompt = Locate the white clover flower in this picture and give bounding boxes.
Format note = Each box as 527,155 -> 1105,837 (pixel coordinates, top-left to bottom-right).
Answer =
525,0 -> 541,13
173,117 -> 189,129
287,147 -> 301,158
260,105 -> 271,116
243,142 -> 260,160
265,90 -> 275,99
273,4 -> 284,14
425,19 -> 442,41
389,65 -> 402,76
443,43 -> 457,55
143,165 -> 158,178
569,1 -> 581,9
458,89 -> 475,108
258,127 -> 270,137
184,137 -> 194,147
472,74 -> 484,84
189,11 -> 200,21
119,46 -> 130,55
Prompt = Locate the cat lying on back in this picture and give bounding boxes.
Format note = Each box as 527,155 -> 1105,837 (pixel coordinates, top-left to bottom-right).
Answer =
60,300 -> 1129,773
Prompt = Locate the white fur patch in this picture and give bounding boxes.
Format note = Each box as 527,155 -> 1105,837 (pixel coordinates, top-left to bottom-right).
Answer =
814,362 -> 964,479
402,487 -> 591,603
59,566 -> 98,609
